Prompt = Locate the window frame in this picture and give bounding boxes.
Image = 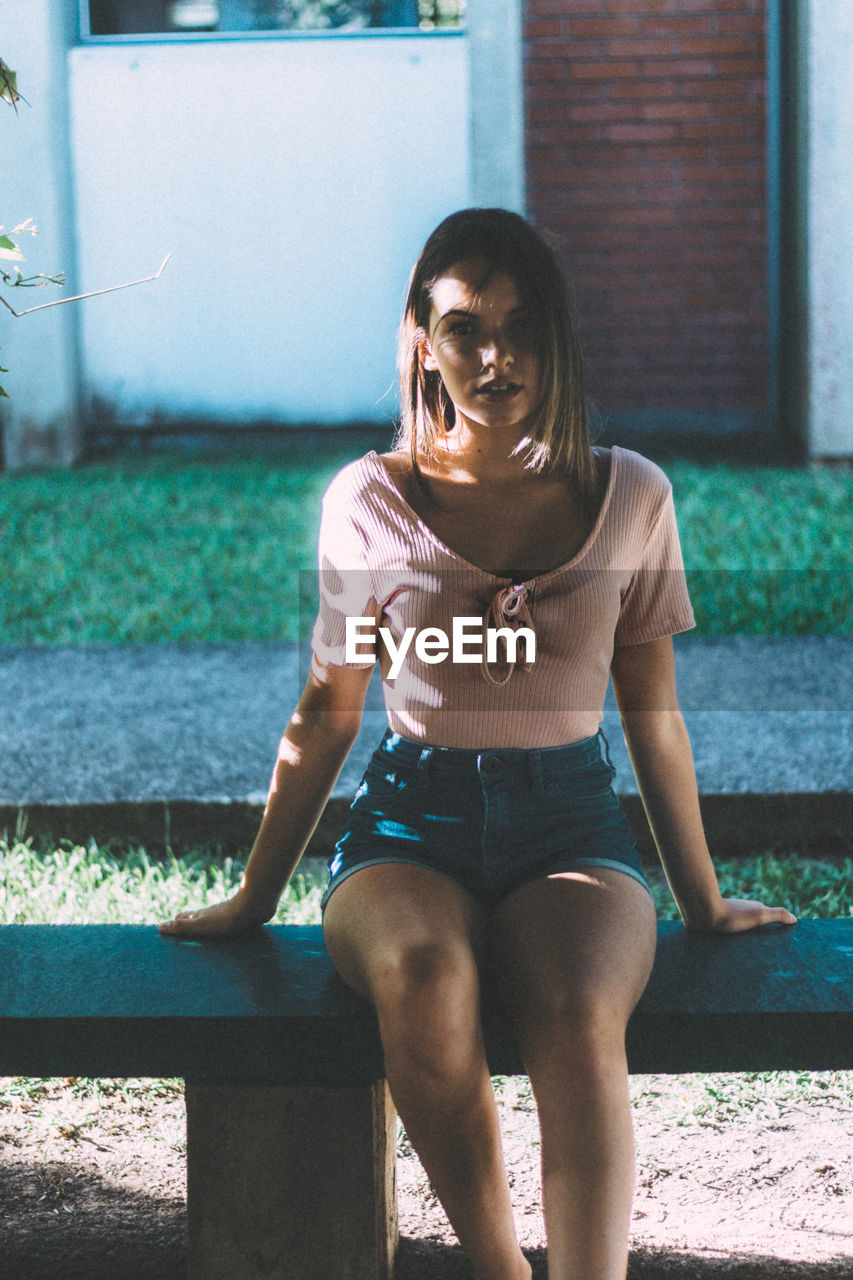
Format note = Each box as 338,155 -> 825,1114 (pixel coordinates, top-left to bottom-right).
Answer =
78,0 -> 465,42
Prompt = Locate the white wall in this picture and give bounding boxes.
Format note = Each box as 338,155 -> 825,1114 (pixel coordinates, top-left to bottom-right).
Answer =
467,0 -> 524,214
68,35 -> 469,427
806,1 -> 853,457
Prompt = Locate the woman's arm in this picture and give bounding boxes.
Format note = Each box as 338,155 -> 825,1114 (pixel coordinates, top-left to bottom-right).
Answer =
610,636 -> 796,933
158,656 -> 374,938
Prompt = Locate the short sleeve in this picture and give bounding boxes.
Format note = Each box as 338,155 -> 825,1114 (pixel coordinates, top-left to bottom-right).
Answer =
310,477 -> 379,668
614,489 -> 695,647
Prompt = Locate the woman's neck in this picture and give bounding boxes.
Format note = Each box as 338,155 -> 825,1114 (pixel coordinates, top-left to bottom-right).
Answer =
427,419 -> 539,487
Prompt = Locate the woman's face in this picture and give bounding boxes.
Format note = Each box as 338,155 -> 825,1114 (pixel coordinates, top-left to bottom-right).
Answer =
421,259 -> 541,437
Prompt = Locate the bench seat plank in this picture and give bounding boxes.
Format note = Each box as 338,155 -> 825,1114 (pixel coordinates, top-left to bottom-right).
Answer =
1,919 -> 851,1080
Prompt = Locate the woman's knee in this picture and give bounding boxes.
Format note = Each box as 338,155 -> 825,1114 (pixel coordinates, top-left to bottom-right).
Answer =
517,986 -> 630,1078
371,932 -> 476,1017
370,935 -> 484,1080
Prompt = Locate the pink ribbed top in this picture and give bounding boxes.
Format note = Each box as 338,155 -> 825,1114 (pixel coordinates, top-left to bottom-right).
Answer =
311,446 -> 695,748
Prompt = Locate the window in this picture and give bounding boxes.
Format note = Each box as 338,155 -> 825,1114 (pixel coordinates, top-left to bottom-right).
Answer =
85,0 -> 464,36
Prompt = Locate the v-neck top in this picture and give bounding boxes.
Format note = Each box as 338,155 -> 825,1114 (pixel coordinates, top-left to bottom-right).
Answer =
311,446 -> 695,748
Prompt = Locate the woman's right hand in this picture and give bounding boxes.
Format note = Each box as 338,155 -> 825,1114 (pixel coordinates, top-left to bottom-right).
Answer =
158,890 -> 272,940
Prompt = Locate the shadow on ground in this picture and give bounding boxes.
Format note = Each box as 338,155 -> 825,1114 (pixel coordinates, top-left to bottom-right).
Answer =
1,1163 -> 849,1280
394,1240 -> 853,1280
0,1158 -> 184,1280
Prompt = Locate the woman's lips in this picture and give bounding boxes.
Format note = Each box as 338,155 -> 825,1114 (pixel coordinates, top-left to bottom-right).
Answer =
477,382 -> 522,396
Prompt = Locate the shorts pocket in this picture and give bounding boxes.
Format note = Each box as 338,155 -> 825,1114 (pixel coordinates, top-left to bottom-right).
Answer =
357,755 -> 422,799
542,755 -> 615,801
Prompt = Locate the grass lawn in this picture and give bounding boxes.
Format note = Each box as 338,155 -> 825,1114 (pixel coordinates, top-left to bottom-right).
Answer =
1,446 -> 351,645
2,837 -> 849,927
1,447 -> 851,643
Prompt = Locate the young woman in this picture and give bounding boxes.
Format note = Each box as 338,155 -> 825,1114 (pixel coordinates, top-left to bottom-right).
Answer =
161,209 -> 795,1280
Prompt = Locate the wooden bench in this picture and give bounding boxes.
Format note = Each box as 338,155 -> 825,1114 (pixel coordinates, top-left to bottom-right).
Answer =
1,919 -> 851,1280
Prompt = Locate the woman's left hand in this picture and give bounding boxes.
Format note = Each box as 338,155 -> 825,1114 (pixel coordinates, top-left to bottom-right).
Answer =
685,897 -> 798,934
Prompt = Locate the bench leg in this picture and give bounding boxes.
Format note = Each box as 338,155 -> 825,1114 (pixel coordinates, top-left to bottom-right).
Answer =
185,1079 -> 398,1280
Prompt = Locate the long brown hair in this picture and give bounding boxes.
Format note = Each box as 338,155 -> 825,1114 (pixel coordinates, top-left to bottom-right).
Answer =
395,208 -> 596,507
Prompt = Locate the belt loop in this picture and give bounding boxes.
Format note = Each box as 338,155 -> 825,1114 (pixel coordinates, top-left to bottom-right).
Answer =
416,747 -> 432,781
529,749 -> 544,791
598,728 -> 615,773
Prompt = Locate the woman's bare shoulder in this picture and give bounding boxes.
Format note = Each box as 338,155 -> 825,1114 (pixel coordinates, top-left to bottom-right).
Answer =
376,449 -> 410,471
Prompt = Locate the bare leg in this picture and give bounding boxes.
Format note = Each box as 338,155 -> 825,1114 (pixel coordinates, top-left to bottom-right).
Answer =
323,864 -> 531,1280
491,867 -> 657,1280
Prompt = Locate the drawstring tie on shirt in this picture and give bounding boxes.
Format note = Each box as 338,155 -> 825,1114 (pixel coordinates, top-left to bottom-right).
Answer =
481,582 -> 535,686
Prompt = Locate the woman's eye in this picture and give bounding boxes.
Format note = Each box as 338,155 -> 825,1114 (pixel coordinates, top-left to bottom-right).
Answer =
448,320 -> 475,337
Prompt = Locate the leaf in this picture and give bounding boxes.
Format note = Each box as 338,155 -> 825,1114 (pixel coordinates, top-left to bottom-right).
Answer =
0,60 -> 19,106
0,235 -> 26,263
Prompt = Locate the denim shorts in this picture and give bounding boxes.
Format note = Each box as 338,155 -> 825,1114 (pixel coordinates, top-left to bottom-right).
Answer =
320,728 -> 650,912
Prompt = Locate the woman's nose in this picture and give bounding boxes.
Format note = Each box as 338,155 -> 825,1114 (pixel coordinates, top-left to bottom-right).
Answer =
481,331 -> 515,368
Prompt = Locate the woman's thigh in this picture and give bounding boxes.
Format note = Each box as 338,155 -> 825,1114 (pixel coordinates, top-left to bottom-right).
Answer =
322,861 -> 489,1006
488,866 -> 657,1050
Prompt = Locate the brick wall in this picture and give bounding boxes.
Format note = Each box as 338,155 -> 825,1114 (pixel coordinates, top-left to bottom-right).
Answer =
524,0 -> 768,419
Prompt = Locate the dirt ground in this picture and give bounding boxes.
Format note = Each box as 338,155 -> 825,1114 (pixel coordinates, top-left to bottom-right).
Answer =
1,1072 -> 850,1280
